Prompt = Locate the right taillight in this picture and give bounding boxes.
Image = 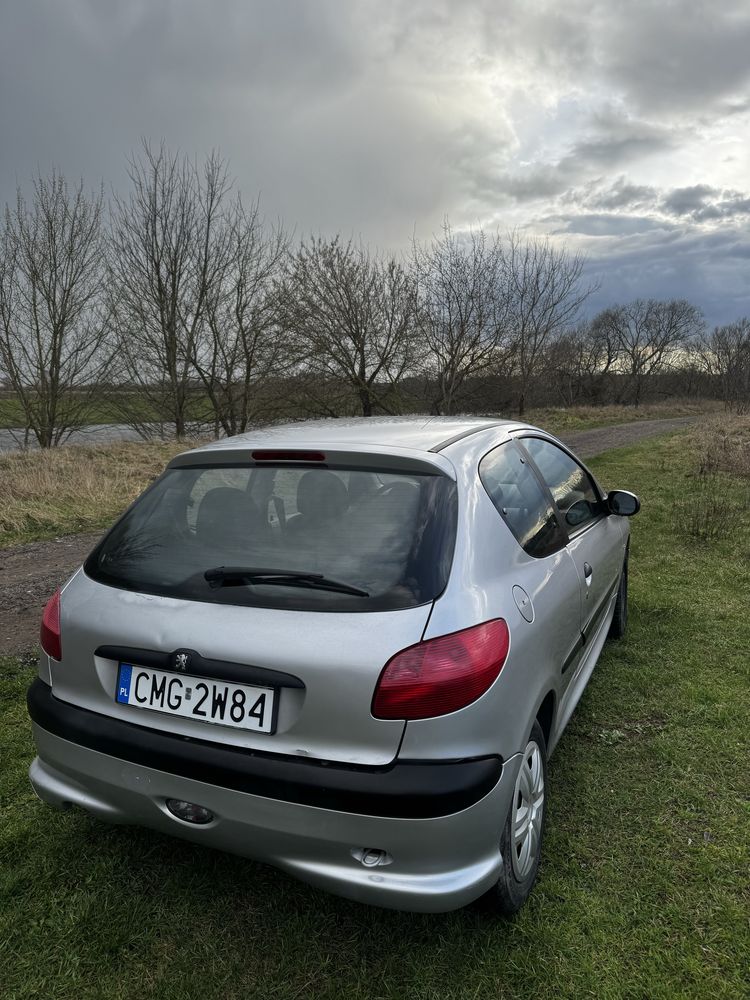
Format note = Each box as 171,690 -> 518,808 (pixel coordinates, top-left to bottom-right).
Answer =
372,619 -> 510,720
40,589 -> 62,661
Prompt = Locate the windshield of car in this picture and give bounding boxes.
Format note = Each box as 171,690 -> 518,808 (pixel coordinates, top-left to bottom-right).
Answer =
84,463 -> 458,611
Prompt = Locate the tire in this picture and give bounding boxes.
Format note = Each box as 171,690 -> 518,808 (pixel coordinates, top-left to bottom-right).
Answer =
607,555 -> 629,640
485,720 -> 547,916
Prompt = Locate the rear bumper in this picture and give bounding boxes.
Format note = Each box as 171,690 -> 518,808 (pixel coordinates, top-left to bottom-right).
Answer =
27,681 -> 519,912
27,679 -> 502,819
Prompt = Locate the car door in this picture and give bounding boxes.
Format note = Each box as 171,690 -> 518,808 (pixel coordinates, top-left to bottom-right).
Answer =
475,439 -> 584,689
518,436 -> 625,652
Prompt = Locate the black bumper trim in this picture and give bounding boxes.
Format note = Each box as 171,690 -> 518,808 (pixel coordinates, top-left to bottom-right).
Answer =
27,680 -> 503,819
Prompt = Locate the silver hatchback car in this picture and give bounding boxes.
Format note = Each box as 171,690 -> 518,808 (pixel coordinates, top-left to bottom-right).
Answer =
27,417 -> 639,914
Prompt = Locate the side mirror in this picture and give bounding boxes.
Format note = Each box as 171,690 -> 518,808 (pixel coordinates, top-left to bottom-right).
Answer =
607,490 -> 640,517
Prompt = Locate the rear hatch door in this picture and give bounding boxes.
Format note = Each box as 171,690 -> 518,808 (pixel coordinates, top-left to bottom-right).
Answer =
52,571 -> 431,766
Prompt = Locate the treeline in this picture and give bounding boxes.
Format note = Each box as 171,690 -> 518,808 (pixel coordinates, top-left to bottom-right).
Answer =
0,144 -> 748,447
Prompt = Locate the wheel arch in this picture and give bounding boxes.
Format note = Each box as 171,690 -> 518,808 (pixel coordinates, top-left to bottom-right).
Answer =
535,689 -> 556,752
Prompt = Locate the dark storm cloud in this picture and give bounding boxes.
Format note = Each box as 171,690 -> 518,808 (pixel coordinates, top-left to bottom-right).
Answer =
600,1 -> 750,116
662,185 -> 719,216
661,186 -> 750,221
573,178 -> 658,212
536,174 -> 750,325
581,224 -> 750,325
547,179 -> 750,231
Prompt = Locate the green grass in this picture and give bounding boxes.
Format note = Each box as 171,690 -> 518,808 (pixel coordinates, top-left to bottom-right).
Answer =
1,430 -> 748,999
0,396 -> 29,426
0,393 -> 166,428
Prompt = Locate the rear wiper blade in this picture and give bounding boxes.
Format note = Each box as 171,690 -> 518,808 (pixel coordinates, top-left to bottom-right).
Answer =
203,566 -> 369,598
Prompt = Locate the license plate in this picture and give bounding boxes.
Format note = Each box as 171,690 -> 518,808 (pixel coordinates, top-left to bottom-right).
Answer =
116,663 -> 275,733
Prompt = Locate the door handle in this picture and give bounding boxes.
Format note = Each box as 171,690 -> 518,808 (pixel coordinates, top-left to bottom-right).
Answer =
583,562 -> 593,585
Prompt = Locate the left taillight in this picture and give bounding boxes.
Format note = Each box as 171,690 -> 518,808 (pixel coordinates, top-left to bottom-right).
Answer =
40,588 -> 62,660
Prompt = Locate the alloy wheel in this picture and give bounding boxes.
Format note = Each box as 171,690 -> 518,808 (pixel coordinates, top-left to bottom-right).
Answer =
510,740 -> 545,880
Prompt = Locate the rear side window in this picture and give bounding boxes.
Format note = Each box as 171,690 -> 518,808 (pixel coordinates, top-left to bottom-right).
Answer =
479,442 -> 565,558
85,464 -> 457,612
521,437 -> 600,531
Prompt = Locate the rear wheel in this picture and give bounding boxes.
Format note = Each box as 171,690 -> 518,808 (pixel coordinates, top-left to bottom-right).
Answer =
608,555 -> 629,639
485,720 -> 547,916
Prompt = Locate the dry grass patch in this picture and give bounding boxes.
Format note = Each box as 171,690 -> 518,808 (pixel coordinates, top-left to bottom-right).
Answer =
0,440 -> 199,547
675,414 -> 750,542
693,414 -> 750,479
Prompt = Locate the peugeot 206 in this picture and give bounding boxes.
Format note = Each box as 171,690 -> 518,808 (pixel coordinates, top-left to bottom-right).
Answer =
27,417 -> 640,914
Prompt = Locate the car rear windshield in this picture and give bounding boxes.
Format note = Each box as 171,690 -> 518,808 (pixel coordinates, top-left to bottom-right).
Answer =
85,463 -> 458,612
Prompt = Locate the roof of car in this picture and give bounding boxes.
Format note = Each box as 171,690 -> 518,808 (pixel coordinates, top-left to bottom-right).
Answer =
186,416 -> 525,455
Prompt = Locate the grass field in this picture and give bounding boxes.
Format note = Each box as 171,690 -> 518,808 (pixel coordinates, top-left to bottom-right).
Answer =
1,427 -> 749,1000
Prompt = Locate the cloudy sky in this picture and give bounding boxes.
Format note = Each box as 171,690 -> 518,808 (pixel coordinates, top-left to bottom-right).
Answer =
1,0 -> 749,323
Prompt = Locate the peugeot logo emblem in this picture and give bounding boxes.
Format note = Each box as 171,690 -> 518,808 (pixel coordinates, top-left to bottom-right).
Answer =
174,652 -> 190,671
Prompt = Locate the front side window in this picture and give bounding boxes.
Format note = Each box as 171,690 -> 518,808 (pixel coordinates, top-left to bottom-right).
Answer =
479,442 -> 565,558
521,437 -> 600,532
85,464 -> 457,612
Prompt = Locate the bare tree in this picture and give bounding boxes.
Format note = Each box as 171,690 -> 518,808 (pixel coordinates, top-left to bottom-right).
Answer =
109,142 -> 231,437
0,170 -> 110,447
544,320 -> 618,406
412,224 -> 512,415
593,299 -> 705,406
505,234 -> 592,416
699,319 -> 750,413
191,197 -> 290,436
280,237 -> 418,417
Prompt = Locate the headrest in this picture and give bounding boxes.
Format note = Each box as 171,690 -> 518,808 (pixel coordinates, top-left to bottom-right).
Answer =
296,471 -> 348,520
196,487 -> 259,542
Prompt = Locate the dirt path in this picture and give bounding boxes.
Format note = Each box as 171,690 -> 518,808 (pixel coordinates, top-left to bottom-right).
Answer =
557,414 -> 698,458
0,416 -> 698,657
0,533 -> 102,658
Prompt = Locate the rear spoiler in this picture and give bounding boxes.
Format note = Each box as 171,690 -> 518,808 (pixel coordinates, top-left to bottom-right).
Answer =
168,443 -> 457,480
